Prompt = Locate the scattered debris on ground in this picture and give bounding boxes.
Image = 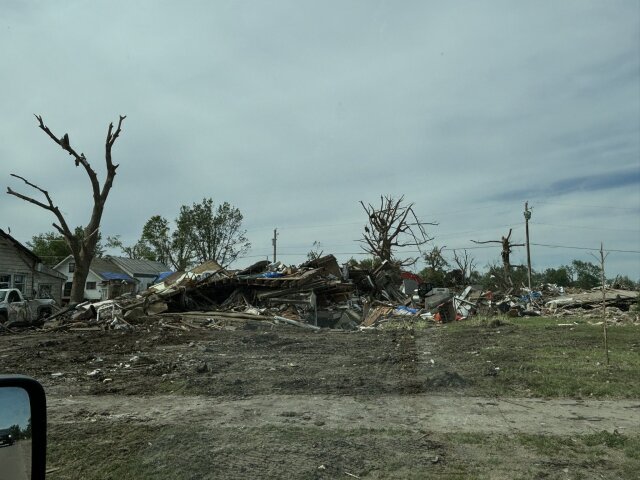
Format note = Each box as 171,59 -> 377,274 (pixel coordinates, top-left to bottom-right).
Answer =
3,255 -> 638,335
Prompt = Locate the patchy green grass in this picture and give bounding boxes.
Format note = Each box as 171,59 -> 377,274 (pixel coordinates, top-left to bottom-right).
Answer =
428,316 -> 640,399
446,430 -> 640,479
46,420 -> 640,479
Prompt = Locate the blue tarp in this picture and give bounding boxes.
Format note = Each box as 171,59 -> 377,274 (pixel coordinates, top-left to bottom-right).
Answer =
394,305 -> 419,315
258,272 -> 284,278
520,291 -> 542,302
154,271 -> 174,283
99,271 -> 135,282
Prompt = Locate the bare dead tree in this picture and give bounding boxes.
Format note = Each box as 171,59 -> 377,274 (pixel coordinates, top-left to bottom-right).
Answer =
591,243 -> 610,367
358,195 -> 436,267
7,114 -> 126,303
452,249 -> 477,284
471,228 -> 524,286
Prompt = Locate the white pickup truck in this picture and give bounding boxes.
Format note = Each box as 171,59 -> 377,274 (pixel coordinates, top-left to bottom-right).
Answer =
0,288 -> 56,326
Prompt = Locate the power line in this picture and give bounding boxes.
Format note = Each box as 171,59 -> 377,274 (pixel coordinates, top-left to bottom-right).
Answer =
436,223 -> 523,240
531,242 -> 640,254
534,200 -> 640,211
532,221 -> 640,233
245,242 -> 640,258
246,220 -> 363,234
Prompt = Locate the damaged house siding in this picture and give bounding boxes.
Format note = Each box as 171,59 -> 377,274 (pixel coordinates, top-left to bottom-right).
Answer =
0,229 -> 65,304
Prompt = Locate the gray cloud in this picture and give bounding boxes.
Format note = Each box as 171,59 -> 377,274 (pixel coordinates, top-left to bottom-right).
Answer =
1,0 -> 638,278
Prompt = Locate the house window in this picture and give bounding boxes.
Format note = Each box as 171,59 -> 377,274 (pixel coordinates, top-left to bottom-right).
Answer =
13,274 -> 26,293
38,284 -> 52,298
68,263 -> 75,273
63,282 -> 72,297
0,274 -> 10,289
86,281 -> 97,290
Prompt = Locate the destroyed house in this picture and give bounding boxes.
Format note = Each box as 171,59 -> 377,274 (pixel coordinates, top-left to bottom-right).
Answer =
54,255 -> 137,303
0,229 -> 66,304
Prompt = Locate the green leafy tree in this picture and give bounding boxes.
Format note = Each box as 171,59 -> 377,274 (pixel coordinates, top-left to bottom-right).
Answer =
28,228 -> 104,266
541,266 -> 574,286
28,232 -> 71,266
510,264 -> 534,288
419,246 -> 448,285
187,199 -> 250,267
572,260 -> 600,289
106,235 -> 156,261
141,215 -> 179,268
480,261 -> 514,291
136,199 -> 250,270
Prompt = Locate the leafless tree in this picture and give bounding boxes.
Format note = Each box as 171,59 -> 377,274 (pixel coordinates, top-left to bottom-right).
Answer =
471,228 -> 523,286
452,249 -> 477,284
7,114 -> 126,303
359,195 -> 435,267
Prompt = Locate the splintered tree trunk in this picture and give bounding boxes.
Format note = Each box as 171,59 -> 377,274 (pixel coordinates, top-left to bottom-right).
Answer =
70,259 -> 91,304
503,261 -> 513,286
69,229 -> 100,304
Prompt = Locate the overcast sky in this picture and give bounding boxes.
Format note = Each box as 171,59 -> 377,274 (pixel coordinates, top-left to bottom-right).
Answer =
1,1 -> 639,279
0,387 -> 30,430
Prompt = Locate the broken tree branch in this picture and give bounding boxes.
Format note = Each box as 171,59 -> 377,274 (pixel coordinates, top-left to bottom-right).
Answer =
7,174 -> 74,239
34,114 -> 100,199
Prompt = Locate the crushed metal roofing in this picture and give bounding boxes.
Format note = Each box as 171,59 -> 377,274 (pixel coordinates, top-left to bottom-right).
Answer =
107,256 -> 171,276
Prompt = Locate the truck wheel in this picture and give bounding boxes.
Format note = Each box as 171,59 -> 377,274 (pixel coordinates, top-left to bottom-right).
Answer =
0,312 -> 7,324
38,309 -> 52,320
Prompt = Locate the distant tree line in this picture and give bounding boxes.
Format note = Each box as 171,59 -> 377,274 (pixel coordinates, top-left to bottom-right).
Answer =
6,418 -> 31,441
415,247 -> 638,291
348,248 -> 637,291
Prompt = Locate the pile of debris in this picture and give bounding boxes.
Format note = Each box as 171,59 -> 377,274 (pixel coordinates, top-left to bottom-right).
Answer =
38,257 -> 640,332
475,284 -> 639,322
40,255 -> 496,332
544,288 -> 639,323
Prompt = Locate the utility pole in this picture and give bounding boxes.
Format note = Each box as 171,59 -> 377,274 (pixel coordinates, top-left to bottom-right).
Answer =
272,228 -> 278,263
524,201 -> 532,291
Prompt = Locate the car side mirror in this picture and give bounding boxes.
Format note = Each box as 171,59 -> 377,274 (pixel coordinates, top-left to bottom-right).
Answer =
0,375 -> 46,480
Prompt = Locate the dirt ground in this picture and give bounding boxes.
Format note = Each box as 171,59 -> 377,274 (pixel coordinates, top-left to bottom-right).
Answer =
1,320 -> 639,479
